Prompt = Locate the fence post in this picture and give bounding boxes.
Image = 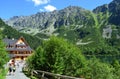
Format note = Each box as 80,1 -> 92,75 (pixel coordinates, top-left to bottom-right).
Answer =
31,70 -> 33,76
42,72 -> 45,77
57,77 -> 60,79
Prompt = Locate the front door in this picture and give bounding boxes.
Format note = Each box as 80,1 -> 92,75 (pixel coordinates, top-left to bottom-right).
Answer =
21,56 -> 24,60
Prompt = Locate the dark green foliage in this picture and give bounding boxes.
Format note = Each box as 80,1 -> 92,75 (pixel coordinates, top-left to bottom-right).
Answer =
54,26 -> 79,43
112,60 -> 120,79
75,28 -> 90,39
27,36 -> 87,77
1,1 -> 120,78
35,33 -> 49,39
0,18 -> 42,49
85,57 -> 113,79
0,31 -> 9,68
0,30 -> 9,78
0,69 -> 7,79
26,37 -> 120,79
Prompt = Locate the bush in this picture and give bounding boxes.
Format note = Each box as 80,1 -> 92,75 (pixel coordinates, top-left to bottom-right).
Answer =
85,57 -> 113,79
27,36 -> 87,77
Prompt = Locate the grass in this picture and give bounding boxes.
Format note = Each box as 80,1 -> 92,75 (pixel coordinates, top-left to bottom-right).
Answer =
0,69 -> 8,79
22,68 -> 38,79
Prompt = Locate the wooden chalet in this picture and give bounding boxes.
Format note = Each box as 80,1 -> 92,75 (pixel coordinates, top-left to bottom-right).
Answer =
3,36 -> 33,60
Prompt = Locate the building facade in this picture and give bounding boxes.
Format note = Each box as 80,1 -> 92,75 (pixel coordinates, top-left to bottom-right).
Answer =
3,36 -> 33,60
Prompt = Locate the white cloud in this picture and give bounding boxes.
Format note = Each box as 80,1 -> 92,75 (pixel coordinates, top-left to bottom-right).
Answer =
39,9 -> 44,12
32,0 -> 50,6
44,5 -> 57,11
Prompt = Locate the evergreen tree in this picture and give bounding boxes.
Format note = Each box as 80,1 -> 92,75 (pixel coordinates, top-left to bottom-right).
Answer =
0,31 -> 8,68
0,30 -> 9,78
85,57 -> 113,79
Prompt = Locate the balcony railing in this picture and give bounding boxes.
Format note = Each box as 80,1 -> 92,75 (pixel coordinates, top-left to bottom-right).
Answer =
9,54 -> 31,57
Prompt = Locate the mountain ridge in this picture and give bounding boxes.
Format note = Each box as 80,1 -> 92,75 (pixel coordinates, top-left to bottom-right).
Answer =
93,0 -> 120,25
4,0 -> 120,55
6,6 -> 96,35
6,0 -> 120,48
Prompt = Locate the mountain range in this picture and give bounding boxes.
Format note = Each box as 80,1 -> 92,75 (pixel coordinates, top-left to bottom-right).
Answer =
2,0 -> 120,55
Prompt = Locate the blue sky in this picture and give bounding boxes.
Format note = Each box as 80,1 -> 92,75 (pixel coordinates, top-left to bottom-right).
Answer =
0,0 -> 112,20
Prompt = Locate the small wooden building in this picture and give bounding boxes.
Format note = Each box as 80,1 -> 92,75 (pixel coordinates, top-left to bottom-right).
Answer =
3,36 -> 33,60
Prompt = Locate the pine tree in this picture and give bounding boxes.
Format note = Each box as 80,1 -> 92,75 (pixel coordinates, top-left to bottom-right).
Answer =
0,30 -> 9,73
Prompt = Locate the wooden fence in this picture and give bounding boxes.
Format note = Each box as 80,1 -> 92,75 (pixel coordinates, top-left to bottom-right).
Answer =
32,70 -> 85,79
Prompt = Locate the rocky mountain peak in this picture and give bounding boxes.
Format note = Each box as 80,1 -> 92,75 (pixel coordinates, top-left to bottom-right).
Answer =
93,4 -> 109,13
113,0 -> 120,2
6,6 -> 93,31
93,0 -> 120,25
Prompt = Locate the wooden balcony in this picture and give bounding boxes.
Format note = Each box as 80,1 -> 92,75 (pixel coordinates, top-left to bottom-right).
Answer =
9,54 -> 31,57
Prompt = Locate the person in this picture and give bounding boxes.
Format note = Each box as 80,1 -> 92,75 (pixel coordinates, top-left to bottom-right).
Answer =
12,64 -> 16,75
8,63 -> 13,75
17,62 -> 19,67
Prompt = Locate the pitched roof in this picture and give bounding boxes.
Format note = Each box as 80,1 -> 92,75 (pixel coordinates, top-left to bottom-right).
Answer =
3,38 -> 17,46
16,36 -> 29,46
3,37 -> 33,51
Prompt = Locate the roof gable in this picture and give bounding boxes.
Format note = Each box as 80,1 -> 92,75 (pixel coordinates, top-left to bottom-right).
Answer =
15,36 -> 28,46
3,38 -> 17,46
3,36 -> 33,51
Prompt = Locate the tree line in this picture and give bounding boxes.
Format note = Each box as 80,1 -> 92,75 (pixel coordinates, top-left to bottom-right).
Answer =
26,36 -> 120,79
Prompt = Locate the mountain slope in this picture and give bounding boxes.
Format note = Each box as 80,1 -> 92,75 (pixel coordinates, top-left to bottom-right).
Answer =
93,0 -> 120,48
4,0 -> 120,55
93,0 -> 120,25
0,18 -> 41,49
6,6 -> 97,35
